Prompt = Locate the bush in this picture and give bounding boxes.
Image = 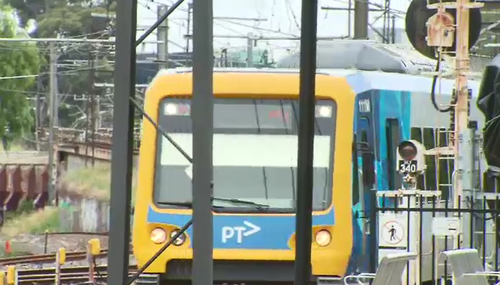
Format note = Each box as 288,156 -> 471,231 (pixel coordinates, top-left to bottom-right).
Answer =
60,163 -> 137,202
4,199 -> 35,221
1,206 -> 61,237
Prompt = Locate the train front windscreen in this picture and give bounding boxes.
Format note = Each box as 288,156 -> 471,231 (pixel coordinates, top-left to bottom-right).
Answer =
153,97 -> 337,213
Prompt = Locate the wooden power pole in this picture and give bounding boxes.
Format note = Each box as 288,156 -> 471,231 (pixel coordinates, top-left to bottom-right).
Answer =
425,0 -> 483,205
449,0 -> 483,204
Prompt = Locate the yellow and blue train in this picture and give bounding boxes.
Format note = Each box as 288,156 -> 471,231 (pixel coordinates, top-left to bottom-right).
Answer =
132,66 -> 485,284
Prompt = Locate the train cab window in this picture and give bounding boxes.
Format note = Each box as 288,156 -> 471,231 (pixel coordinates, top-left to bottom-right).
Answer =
154,98 -> 337,213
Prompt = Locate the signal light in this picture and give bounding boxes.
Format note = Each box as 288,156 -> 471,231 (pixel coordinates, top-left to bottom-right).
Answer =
398,141 -> 418,161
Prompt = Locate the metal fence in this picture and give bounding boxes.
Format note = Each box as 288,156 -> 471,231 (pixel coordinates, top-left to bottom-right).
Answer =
372,189 -> 500,285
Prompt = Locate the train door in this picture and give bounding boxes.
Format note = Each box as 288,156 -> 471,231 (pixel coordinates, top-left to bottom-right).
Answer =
357,116 -> 375,221
355,97 -> 377,273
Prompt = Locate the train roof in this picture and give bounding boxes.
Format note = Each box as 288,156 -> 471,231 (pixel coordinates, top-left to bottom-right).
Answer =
342,70 -> 481,98
152,67 -> 482,98
276,40 -> 453,75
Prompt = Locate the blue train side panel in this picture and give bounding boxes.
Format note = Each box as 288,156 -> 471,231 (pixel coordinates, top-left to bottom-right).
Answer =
344,72 -> 412,275
373,89 -> 412,190
337,69 -> 483,276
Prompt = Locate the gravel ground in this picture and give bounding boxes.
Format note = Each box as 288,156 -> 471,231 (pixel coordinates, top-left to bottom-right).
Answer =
0,233 -> 110,255
0,233 -> 136,270
3,255 -> 137,271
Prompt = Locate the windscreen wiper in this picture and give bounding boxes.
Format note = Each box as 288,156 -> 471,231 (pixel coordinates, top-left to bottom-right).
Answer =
157,198 -> 269,209
157,201 -> 193,208
211,197 -> 270,209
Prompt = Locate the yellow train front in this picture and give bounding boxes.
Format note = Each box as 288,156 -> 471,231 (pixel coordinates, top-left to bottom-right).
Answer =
133,68 -> 355,285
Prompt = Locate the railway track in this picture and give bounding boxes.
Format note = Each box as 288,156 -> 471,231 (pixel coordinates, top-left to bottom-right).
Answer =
0,250 -> 107,266
17,265 -> 159,284
0,248 -> 133,266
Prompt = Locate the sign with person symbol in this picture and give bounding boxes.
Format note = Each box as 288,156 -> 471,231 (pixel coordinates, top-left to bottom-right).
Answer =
381,220 -> 405,247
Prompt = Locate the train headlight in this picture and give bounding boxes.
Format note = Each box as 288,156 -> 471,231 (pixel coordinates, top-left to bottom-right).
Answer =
315,106 -> 332,117
164,103 -> 190,116
150,228 -> 167,244
170,230 -> 186,246
165,103 -> 178,115
315,230 -> 331,247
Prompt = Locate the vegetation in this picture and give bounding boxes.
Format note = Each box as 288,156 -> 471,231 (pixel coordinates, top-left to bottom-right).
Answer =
0,141 -> 26,151
60,164 -> 137,202
1,0 -> 116,130
1,206 -> 62,237
4,200 -> 36,221
6,0 -> 115,37
0,4 -> 42,150
0,241 -> 33,257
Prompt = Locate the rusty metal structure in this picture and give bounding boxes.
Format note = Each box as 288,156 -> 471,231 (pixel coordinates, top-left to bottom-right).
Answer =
0,164 -> 49,211
37,127 -> 140,162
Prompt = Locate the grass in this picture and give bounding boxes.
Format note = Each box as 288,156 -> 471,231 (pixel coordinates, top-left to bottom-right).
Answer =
0,207 -> 63,257
4,200 -> 36,221
1,206 -> 62,238
0,143 -> 26,152
0,241 -> 33,257
60,163 -> 137,202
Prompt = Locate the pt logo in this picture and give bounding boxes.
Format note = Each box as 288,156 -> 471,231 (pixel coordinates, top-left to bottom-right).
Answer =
221,221 -> 261,243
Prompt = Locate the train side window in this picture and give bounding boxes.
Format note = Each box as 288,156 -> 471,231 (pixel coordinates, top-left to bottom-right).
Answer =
352,137 -> 360,206
386,119 -> 401,190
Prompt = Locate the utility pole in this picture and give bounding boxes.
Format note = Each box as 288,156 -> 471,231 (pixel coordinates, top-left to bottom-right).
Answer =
35,75 -> 42,151
158,5 -> 169,69
452,0 -> 482,204
47,42 -> 58,206
186,2 -> 193,53
91,52 -> 96,167
85,51 -> 91,166
382,0 -> 391,43
322,1 -> 369,39
391,15 -> 396,43
354,0 -> 369,39
348,0 -> 352,38
246,33 -> 253,67
86,47 -> 97,167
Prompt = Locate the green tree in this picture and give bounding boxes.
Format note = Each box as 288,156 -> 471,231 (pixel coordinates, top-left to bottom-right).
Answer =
36,5 -> 112,38
7,0 -> 115,37
5,0 -> 116,129
0,4 -> 42,149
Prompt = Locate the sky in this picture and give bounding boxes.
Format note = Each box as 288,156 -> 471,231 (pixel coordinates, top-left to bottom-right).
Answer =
135,0 -> 413,61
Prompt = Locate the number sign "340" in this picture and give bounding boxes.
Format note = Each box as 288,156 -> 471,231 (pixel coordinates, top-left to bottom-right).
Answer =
398,160 -> 417,173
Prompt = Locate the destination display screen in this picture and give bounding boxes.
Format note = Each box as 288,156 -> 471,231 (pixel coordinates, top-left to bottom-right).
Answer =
159,97 -> 335,134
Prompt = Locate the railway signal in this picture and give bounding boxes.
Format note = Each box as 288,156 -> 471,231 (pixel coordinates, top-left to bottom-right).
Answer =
405,0 -> 483,206
405,0 -> 482,60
